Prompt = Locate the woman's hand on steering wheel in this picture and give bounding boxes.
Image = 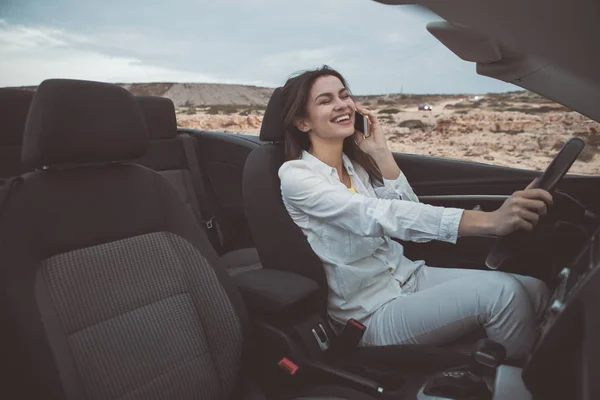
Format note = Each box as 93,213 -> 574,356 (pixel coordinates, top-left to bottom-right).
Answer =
489,180 -> 554,237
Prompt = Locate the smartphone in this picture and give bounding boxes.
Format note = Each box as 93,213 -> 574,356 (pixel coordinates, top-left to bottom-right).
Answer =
354,111 -> 370,137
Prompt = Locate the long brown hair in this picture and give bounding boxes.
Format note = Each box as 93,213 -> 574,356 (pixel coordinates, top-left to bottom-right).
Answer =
281,65 -> 383,184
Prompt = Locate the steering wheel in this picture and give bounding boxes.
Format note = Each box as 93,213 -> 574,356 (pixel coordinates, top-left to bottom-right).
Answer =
485,138 -> 585,270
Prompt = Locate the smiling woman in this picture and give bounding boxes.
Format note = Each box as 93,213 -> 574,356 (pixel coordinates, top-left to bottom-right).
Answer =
277,65 -> 553,359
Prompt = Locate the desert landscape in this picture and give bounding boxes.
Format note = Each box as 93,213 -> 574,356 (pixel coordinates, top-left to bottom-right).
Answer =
173,89 -> 599,176
17,82 -> 600,175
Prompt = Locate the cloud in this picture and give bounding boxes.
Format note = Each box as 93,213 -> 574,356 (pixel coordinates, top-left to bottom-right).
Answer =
0,20 -> 87,52
0,20 -> 251,86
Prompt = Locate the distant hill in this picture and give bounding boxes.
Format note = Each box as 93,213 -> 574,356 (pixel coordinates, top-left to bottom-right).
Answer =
121,83 -> 275,107
10,82 -> 276,108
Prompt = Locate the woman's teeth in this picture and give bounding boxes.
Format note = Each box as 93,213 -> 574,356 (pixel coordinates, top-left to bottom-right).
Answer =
334,115 -> 350,123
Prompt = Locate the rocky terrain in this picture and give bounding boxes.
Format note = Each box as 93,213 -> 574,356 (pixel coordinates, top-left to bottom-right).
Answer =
176,90 -> 600,176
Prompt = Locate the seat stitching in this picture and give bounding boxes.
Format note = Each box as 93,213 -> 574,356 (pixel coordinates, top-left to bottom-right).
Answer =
115,352 -> 207,400
68,291 -> 188,336
165,232 -> 226,397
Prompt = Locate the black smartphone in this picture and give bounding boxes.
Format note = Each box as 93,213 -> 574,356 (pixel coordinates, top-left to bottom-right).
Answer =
354,111 -> 369,137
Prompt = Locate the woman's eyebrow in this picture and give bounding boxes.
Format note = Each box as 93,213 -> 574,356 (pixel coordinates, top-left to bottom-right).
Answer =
315,92 -> 333,101
315,88 -> 347,101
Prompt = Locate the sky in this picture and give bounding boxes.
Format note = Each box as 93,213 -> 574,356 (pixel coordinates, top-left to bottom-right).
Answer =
0,0 -> 518,95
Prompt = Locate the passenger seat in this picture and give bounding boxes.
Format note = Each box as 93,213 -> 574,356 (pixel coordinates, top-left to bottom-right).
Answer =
0,88 -> 34,180
0,78 -> 377,400
135,95 -> 262,276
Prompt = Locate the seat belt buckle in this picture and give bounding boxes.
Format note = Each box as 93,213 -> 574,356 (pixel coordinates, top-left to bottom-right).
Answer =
333,319 -> 366,353
311,323 -> 331,352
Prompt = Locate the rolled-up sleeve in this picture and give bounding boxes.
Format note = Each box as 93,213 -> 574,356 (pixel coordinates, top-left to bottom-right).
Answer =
280,163 -> 464,244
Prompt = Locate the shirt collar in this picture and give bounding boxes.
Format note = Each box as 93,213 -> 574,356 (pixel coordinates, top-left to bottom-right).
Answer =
301,151 -> 356,178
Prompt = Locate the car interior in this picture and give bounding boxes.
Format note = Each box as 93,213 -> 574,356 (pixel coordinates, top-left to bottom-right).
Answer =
1,1 -> 599,400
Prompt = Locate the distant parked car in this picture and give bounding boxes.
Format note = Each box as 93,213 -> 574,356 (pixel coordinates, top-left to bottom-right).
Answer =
418,103 -> 433,111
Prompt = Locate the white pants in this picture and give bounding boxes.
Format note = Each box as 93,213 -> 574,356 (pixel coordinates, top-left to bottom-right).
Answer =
361,266 -> 550,359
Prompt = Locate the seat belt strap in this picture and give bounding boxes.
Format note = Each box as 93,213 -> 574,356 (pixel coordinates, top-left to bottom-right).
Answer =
179,133 -> 224,251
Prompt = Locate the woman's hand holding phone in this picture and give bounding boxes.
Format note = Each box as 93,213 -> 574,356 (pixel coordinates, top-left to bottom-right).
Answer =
353,105 -> 387,156
353,105 -> 401,180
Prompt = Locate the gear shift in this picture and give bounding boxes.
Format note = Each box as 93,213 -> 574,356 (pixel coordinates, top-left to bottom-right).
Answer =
421,339 -> 507,400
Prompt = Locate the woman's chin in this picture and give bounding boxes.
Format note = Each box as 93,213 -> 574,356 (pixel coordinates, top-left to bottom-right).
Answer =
316,125 -> 356,140
333,126 -> 356,138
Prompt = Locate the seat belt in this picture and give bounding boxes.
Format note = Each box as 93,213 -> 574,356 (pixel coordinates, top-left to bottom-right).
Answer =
0,176 -> 23,218
178,133 -> 224,252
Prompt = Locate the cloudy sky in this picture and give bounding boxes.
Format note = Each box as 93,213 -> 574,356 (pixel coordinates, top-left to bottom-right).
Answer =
0,0 -> 517,95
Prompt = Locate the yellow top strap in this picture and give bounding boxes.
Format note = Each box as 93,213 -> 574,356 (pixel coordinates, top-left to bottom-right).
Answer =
348,176 -> 357,194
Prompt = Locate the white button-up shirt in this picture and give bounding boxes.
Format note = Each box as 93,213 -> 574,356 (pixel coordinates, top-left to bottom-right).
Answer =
279,151 -> 464,324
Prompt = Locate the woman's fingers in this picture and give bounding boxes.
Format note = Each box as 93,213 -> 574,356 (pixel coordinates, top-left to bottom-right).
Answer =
519,208 -> 540,225
514,188 -> 553,206
355,104 -> 366,115
514,197 -> 548,215
525,178 -> 539,190
495,191 -> 551,236
353,130 -> 365,146
518,219 -> 535,232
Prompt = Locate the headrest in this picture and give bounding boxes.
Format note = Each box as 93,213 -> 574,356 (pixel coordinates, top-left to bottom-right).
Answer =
259,87 -> 285,142
22,79 -> 148,169
0,88 -> 34,146
136,96 -> 178,140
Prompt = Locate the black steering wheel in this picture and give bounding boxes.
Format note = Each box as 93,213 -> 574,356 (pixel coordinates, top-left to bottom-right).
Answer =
485,138 -> 585,270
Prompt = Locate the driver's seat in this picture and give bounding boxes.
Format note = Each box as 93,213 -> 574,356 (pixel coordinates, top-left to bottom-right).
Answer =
243,88 -> 328,316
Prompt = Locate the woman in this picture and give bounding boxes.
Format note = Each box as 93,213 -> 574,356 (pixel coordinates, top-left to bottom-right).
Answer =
278,66 -> 551,359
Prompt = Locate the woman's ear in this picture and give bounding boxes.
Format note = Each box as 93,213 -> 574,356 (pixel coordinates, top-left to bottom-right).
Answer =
294,118 -> 311,133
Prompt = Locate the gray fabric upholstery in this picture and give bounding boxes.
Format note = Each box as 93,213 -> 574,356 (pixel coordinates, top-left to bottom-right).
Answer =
159,169 -> 201,220
37,232 -> 242,400
220,248 -> 262,276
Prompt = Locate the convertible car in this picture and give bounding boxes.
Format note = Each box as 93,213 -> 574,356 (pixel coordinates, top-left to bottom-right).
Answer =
0,0 -> 598,399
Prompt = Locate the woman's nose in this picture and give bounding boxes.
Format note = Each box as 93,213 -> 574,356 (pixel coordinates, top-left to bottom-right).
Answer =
333,97 -> 348,110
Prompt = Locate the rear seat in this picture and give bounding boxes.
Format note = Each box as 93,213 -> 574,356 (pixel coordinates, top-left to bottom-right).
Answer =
135,95 -> 262,275
0,88 -> 34,180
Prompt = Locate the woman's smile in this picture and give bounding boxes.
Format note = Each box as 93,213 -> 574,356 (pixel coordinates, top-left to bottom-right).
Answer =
331,112 -> 353,126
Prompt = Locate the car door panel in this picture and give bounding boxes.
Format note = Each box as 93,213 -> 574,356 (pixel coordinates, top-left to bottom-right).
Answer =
186,129 -> 260,251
